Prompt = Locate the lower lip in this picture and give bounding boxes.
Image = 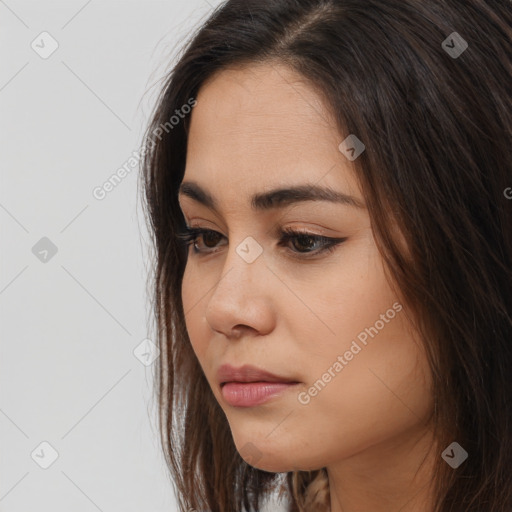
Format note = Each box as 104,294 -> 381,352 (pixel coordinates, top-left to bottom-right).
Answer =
221,381 -> 299,407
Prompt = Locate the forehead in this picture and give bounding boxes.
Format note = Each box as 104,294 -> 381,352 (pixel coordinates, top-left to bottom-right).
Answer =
187,62 -> 339,155
182,62 -> 360,208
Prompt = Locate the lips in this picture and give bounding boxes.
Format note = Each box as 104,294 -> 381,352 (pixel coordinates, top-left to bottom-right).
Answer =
217,363 -> 299,387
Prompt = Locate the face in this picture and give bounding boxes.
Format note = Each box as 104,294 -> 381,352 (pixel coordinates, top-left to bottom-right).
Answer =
178,62 -> 433,473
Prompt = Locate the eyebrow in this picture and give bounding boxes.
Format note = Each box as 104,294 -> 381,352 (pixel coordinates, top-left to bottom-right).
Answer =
178,180 -> 365,212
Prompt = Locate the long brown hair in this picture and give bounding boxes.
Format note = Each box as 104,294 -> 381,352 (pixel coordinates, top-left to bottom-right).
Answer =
139,1 -> 512,510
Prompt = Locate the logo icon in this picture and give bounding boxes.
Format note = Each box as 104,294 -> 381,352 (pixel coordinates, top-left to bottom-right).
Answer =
442,32 -> 468,59
133,338 -> 160,366
31,441 -> 59,469
441,441 -> 468,468
31,31 -> 59,59
32,237 -> 58,263
338,134 -> 365,161
236,236 -> 263,264
239,442 -> 263,466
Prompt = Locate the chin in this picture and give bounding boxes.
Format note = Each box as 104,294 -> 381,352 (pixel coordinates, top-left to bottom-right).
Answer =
240,453 -> 311,473
233,437 -> 321,473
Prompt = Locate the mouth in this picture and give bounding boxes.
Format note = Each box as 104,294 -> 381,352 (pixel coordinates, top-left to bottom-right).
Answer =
219,379 -> 299,387
217,364 -> 300,407
217,363 -> 299,387
220,381 -> 300,407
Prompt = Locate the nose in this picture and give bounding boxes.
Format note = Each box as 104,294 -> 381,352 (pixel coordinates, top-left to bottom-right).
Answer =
204,238 -> 275,339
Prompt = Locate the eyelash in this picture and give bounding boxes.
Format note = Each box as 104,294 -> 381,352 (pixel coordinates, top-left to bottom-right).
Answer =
174,226 -> 346,259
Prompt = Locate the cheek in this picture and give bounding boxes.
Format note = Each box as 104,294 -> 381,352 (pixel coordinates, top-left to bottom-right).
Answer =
288,239 -> 433,459
284,234 -> 403,356
181,263 -> 209,360
298,331 -> 433,464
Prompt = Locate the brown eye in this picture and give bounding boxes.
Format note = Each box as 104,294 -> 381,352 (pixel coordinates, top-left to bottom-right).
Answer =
175,227 -> 226,254
277,228 -> 347,259
200,230 -> 223,249
290,234 -> 317,252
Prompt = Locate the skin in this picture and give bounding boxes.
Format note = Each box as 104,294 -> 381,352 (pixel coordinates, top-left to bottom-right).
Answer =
178,61 -> 437,512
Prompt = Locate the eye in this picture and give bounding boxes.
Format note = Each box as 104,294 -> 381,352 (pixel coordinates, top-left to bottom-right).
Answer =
175,227 -> 226,253
278,227 -> 343,256
174,226 -> 346,259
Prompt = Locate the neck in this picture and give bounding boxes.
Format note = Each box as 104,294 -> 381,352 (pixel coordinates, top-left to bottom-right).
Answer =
327,424 -> 438,512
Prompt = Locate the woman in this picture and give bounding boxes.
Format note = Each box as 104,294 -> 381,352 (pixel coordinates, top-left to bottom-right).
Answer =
139,1 -> 512,511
